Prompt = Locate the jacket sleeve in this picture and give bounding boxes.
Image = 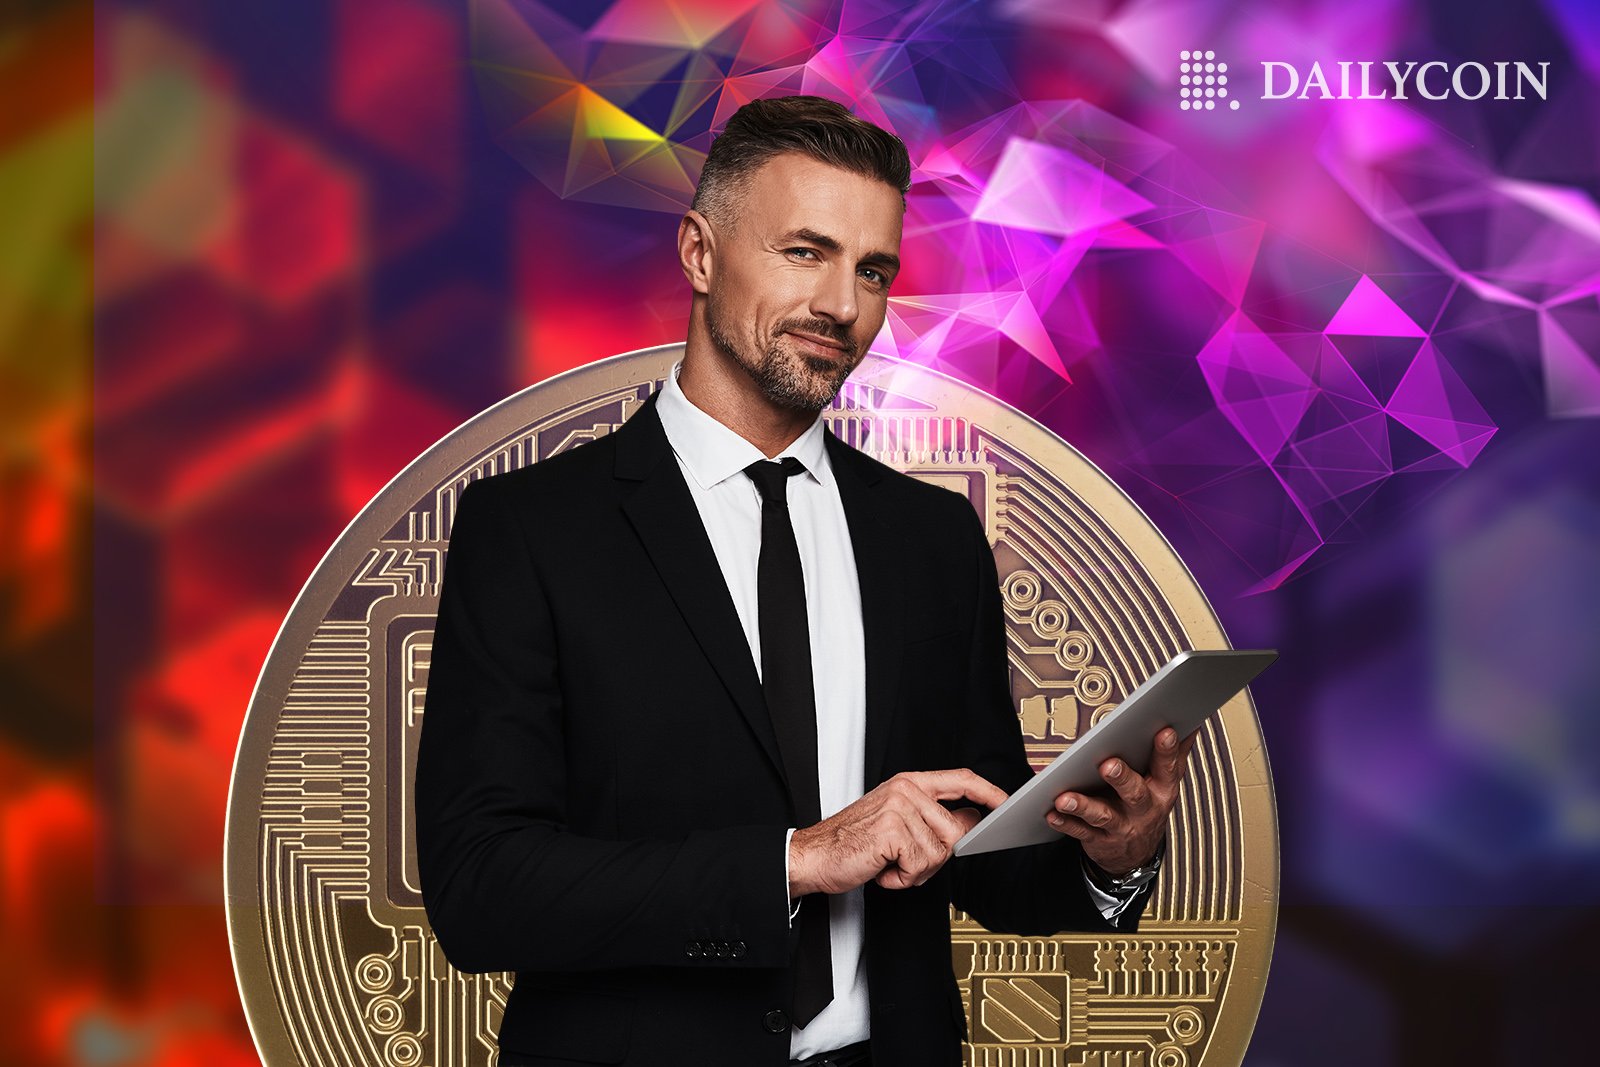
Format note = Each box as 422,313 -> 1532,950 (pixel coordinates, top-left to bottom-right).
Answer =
413,477 -> 793,975
943,498 -> 1155,935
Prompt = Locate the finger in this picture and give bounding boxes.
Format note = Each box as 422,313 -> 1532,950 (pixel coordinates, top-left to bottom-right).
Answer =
1054,791 -> 1119,831
875,850 -> 916,890
1045,809 -> 1094,840
950,806 -> 984,835
913,790 -> 984,851
884,776 -> 974,852
1150,727 -> 1191,786
871,811 -> 921,890
899,791 -> 977,880
888,805 -> 946,887
903,769 -> 1010,812
1099,757 -> 1150,809
877,866 -> 911,890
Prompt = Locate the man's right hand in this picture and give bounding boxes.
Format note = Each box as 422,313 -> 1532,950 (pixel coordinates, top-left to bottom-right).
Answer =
788,769 -> 1009,895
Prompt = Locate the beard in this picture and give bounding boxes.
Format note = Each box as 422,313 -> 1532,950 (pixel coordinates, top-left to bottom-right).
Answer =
706,291 -> 862,413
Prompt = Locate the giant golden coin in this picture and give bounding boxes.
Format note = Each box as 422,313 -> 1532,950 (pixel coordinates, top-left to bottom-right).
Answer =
226,346 -> 1277,1066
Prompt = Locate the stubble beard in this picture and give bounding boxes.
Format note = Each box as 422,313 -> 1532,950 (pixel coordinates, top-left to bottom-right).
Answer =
706,291 -> 861,413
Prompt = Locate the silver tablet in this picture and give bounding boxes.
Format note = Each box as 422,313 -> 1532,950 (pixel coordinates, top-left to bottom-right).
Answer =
952,648 -> 1277,857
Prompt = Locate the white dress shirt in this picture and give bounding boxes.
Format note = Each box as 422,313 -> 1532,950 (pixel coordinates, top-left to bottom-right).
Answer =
653,360 -> 1141,1057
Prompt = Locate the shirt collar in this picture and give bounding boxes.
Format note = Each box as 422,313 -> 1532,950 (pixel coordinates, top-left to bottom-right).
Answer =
655,360 -> 832,491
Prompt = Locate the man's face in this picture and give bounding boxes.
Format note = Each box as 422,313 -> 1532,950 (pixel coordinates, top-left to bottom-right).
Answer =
702,152 -> 903,412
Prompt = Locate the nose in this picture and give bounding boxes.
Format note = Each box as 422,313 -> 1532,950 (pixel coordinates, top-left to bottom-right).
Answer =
808,260 -> 858,329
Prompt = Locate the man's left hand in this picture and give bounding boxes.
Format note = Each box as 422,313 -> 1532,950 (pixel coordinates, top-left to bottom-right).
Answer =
1044,726 -> 1196,877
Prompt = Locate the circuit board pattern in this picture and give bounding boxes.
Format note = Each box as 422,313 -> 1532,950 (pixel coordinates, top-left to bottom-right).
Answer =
226,348 -> 1277,1066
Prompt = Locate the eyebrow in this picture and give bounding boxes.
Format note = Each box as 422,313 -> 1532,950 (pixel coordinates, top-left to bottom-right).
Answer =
778,227 -> 901,274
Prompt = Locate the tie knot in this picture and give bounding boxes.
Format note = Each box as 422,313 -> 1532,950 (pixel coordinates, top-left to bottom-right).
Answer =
744,457 -> 806,505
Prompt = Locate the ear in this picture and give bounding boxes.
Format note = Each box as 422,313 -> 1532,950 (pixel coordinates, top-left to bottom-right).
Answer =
677,209 -> 714,295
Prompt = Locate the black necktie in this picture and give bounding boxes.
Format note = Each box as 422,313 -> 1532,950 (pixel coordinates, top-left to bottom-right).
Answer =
744,457 -> 832,1028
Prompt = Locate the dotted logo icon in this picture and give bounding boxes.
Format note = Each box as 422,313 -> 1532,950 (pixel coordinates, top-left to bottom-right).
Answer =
1180,49 -> 1239,111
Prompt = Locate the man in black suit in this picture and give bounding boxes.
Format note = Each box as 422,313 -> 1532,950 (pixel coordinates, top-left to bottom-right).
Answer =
414,96 -> 1193,1067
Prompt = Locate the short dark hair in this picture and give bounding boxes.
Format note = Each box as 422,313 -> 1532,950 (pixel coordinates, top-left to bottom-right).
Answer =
691,95 -> 912,227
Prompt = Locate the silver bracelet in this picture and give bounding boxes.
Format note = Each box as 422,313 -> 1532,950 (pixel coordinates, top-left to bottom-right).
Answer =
1082,837 -> 1166,895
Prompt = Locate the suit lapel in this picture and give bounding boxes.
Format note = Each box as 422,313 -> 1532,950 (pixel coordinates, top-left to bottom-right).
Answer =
615,391 -> 789,792
614,391 -> 910,804
825,429 -> 906,790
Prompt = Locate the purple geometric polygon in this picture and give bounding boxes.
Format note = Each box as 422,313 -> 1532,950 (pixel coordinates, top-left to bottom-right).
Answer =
1321,107 -> 1600,419
469,0 -> 1015,211
876,290 -> 1067,379
1198,312 -> 1317,462
1539,297 -> 1600,418
892,99 -> 1252,387
1385,341 -> 1496,467
467,0 -> 1540,590
1192,288 -> 1495,585
1326,276 -> 1426,337
998,0 -> 1221,84
972,135 -> 1155,237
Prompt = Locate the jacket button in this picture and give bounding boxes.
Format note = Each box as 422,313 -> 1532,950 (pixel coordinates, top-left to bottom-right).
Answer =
763,1009 -> 789,1033
732,940 -> 747,958
685,940 -> 701,958
713,940 -> 729,957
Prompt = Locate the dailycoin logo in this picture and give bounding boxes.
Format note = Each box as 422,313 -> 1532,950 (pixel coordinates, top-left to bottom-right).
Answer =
1179,49 -> 1240,111
1180,47 -> 1550,110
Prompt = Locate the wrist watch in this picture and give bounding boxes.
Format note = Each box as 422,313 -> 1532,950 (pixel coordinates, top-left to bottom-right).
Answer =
1082,837 -> 1166,896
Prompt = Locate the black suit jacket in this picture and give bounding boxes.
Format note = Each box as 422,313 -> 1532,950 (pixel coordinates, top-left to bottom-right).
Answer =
413,389 -> 1149,1067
